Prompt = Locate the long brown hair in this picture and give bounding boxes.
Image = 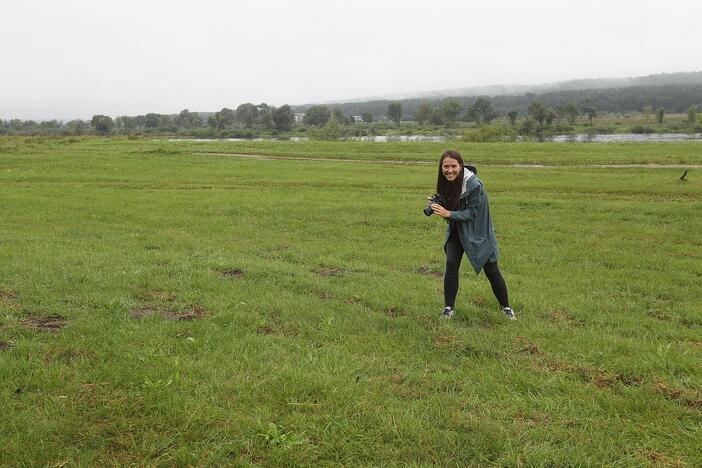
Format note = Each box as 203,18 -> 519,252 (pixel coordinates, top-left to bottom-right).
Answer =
436,150 -> 464,209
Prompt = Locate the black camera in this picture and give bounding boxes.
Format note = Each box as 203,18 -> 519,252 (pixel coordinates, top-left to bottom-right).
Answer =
423,194 -> 448,216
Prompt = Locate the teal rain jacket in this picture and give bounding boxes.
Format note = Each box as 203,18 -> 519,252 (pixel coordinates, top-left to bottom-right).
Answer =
444,169 -> 500,274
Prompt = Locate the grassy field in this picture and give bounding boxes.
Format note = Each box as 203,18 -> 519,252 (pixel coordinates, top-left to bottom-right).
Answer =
1,137 -> 701,466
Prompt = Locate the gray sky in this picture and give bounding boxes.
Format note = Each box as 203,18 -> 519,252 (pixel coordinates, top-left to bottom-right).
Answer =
2,0 -> 701,120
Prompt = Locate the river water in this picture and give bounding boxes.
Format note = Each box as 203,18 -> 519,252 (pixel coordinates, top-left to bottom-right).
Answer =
169,133 -> 701,143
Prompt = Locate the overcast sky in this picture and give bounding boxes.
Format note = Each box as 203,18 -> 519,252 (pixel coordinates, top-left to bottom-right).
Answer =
2,0 -> 701,120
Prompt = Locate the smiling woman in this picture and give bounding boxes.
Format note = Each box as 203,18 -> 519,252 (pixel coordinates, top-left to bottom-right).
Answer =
430,150 -> 515,320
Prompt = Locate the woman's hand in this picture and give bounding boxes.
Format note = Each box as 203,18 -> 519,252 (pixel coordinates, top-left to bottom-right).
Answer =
431,204 -> 451,219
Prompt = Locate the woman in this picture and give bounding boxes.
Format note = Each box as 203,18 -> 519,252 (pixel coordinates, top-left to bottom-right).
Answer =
430,150 -> 516,320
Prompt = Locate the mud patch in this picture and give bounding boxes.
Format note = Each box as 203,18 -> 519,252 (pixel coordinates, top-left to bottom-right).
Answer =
220,268 -> 244,279
414,267 -> 443,278
315,267 -> 347,277
129,305 -> 209,321
22,314 -> 67,332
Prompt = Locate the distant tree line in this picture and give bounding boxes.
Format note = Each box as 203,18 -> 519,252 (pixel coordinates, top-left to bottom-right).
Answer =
2,84 -> 701,137
0,103 -> 299,136
316,84 -> 702,121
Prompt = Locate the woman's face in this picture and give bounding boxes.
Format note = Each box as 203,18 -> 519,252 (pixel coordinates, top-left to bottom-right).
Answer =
441,157 -> 462,182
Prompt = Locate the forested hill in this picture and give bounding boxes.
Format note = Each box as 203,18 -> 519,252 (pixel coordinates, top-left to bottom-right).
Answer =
325,71 -> 702,103
311,84 -> 702,119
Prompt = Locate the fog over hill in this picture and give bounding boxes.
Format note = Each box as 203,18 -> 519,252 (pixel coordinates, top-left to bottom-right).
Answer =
315,71 -> 702,106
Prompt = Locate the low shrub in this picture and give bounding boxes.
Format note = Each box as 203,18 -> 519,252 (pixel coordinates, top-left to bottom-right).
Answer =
630,125 -> 655,134
463,123 -> 518,142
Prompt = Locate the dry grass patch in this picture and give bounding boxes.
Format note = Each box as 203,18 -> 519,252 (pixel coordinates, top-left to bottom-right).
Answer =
643,450 -> 686,467
219,268 -> 244,278
432,334 -> 456,347
315,267 -> 348,277
414,267 -> 443,278
0,290 -> 18,300
384,306 -> 407,317
22,314 -> 68,332
128,304 -> 209,321
513,336 -> 543,356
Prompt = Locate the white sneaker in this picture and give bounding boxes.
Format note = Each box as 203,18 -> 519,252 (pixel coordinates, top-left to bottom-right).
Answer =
503,307 -> 517,321
441,307 -> 455,319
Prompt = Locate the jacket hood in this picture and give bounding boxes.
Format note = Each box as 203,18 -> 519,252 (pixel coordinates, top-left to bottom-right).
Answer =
461,167 -> 475,195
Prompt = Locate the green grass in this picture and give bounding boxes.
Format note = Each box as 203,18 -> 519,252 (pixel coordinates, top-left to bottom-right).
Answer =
1,137 -> 701,465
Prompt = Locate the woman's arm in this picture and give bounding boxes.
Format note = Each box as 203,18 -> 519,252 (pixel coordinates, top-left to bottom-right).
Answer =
430,203 -> 477,221
449,205 -> 477,221
432,186 -> 480,221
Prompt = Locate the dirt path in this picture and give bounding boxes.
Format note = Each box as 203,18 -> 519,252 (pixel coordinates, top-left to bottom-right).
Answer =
196,152 -> 702,169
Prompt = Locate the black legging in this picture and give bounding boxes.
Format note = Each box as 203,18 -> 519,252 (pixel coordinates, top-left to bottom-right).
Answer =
444,228 -> 509,309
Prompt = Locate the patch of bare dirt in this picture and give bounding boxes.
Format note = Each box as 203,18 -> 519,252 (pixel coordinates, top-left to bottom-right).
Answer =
43,347 -> 96,363
513,336 -> 543,356
539,359 -> 644,389
315,267 -> 347,277
129,304 -> 209,321
384,306 -> 407,317
414,267 -> 443,278
643,451 -> 685,467
514,410 -> 552,426
548,308 -> 588,326
471,296 -> 487,307
652,380 -> 702,409
0,341 -> 11,351
432,335 -> 456,346
128,305 -> 161,319
343,295 -> 362,305
680,318 -> 701,328
22,314 -> 67,332
0,290 -> 18,300
162,306 -> 209,321
256,323 -> 299,336
220,268 -> 244,278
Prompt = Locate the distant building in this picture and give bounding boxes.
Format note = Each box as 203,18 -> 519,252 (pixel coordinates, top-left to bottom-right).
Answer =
294,112 -> 305,122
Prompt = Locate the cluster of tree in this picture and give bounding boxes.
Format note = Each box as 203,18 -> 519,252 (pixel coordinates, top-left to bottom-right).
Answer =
301,105 -> 356,126
0,103 -> 301,136
316,84 -> 702,121
207,103 -> 295,131
0,118 -> 89,135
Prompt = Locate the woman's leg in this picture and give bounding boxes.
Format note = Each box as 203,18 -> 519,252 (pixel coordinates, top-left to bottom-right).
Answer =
483,261 -> 509,308
444,230 -> 464,308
